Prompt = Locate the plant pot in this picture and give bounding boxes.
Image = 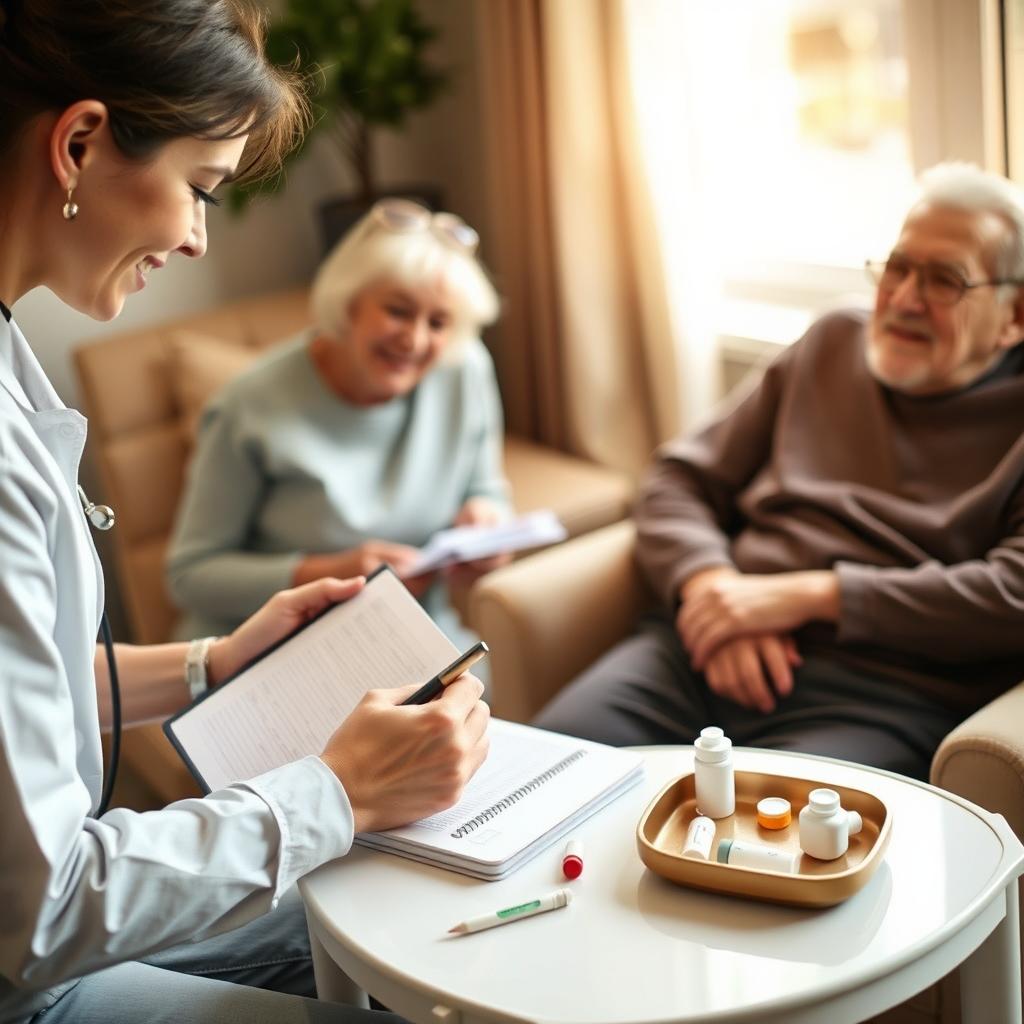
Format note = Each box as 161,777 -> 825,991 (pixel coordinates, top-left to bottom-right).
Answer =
317,184 -> 445,256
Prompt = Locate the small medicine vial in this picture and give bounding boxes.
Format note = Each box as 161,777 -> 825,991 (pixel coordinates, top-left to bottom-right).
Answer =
716,838 -> 799,874
756,797 -> 792,830
798,788 -> 864,860
681,816 -> 716,860
693,726 -> 735,819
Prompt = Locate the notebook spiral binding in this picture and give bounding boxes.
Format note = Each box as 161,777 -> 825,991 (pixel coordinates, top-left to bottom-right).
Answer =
449,749 -> 588,838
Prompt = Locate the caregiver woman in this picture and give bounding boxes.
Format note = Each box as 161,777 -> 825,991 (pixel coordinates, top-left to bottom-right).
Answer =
0,3 -> 488,1023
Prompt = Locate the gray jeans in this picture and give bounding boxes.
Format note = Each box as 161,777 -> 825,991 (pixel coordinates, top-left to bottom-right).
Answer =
31,887 -> 401,1024
533,613 -> 962,781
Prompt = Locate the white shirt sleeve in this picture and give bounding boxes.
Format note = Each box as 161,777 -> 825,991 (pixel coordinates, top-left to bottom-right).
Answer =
3,721 -> 354,991
0,432 -> 354,993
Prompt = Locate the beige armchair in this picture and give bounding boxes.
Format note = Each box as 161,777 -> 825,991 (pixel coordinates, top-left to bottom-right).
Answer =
471,520 -> 646,722
469,521 -> 1024,1024
74,287 -> 635,805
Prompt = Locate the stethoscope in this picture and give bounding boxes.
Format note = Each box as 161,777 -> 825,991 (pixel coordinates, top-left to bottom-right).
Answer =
78,486 -> 121,817
78,485 -> 116,532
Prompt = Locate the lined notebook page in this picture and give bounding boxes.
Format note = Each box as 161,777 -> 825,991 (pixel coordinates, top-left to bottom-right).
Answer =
168,571 -> 458,791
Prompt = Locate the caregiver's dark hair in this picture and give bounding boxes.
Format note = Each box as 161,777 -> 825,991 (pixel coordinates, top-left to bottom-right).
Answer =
0,0 -> 308,183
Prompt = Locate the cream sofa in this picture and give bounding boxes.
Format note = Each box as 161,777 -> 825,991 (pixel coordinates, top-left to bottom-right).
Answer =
470,520 -> 1024,1024
73,286 -> 634,804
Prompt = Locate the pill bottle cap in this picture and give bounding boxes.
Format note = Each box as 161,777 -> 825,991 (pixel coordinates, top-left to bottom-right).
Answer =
807,788 -> 840,815
756,796 -> 792,830
695,726 -> 732,763
715,838 -> 734,864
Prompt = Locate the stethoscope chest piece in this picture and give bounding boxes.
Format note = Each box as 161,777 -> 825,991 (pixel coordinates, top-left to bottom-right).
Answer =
77,485 -> 115,531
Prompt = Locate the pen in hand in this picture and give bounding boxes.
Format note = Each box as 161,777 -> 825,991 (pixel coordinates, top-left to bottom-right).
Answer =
401,641 -> 489,706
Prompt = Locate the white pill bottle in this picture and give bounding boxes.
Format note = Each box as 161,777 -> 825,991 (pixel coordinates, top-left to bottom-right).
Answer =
798,788 -> 863,860
693,726 -> 735,819
682,815 -> 716,860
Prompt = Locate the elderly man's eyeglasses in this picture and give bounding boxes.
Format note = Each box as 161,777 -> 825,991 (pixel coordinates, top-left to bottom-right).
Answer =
865,255 -> 1024,307
370,198 -> 479,254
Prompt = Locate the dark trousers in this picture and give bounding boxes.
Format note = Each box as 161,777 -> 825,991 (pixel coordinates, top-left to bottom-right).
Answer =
532,613 -> 961,781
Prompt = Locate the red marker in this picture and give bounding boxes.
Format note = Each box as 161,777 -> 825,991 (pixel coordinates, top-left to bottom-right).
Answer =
562,839 -> 583,880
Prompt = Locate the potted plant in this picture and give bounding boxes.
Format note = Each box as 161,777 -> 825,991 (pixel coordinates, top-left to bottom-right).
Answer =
235,0 -> 449,251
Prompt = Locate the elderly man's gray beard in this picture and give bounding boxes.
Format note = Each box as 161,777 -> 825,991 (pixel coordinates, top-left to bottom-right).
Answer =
864,330 -> 935,392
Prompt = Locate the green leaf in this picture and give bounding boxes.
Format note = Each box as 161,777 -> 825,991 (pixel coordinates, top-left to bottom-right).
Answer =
234,0 -> 450,209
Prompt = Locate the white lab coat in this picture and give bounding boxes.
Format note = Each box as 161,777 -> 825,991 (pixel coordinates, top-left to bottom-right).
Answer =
0,314 -> 355,1024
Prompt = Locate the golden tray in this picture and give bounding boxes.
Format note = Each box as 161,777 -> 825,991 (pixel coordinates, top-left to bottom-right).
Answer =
637,770 -> 892,908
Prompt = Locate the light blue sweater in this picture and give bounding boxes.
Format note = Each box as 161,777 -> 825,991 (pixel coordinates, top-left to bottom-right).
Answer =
166,331 -> 509,642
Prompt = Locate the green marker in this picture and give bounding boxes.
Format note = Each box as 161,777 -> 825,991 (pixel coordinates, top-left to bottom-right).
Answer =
448,888 -> 573,935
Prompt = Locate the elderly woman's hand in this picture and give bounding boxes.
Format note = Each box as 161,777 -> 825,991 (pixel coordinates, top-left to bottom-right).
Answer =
453,496 -> 504,529
445,497 -> 513,585
293,542 -> 437,596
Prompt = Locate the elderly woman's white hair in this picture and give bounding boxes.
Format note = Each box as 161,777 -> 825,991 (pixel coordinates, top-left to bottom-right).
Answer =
310,204 -> 501,350
916,162 -> 1024,288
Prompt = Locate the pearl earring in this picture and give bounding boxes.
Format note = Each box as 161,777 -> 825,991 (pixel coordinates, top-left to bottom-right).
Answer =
62,186 -> 79,221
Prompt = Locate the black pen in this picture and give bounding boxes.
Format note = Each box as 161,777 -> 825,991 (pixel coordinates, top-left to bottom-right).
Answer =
401,641 -> 489,706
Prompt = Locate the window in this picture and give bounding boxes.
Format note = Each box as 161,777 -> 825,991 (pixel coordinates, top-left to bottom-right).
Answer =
625,0 -> 1004,370
710,1 -> 915,280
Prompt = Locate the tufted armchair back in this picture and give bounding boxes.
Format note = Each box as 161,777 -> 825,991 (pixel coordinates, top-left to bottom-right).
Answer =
74,287 -> 312,644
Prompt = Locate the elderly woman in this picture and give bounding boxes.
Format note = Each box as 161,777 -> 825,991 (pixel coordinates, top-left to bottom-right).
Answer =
166,198 -> 510,653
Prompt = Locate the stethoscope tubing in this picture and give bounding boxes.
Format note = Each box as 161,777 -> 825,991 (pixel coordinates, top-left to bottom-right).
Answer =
78,485 -> 120,816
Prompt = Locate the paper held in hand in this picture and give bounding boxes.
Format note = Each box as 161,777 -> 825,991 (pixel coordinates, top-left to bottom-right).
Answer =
163,567 -> 643,880
404,509 -> 568,577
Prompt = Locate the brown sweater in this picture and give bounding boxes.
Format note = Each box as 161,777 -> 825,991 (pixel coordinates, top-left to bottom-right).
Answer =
636,308 -> 1024,712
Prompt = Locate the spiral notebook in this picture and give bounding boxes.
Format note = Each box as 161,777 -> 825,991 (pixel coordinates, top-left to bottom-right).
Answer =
358,718 -> 644,879
164,566 -> 643,880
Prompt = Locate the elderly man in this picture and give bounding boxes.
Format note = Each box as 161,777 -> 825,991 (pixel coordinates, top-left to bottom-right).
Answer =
534,162 -> 1024,781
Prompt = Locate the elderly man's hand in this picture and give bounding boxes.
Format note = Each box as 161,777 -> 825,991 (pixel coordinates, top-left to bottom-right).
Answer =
703,633 -> 802,714
678,568 -> 839,668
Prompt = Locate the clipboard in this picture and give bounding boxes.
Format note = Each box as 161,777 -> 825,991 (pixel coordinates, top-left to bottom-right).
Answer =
163,565 -> 458,793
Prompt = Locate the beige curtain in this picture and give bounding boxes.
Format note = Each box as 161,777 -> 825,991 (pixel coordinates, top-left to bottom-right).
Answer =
477,0 -> 682,477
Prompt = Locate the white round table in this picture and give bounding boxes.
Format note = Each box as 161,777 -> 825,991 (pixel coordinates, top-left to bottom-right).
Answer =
300,746 -> 1023,1024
